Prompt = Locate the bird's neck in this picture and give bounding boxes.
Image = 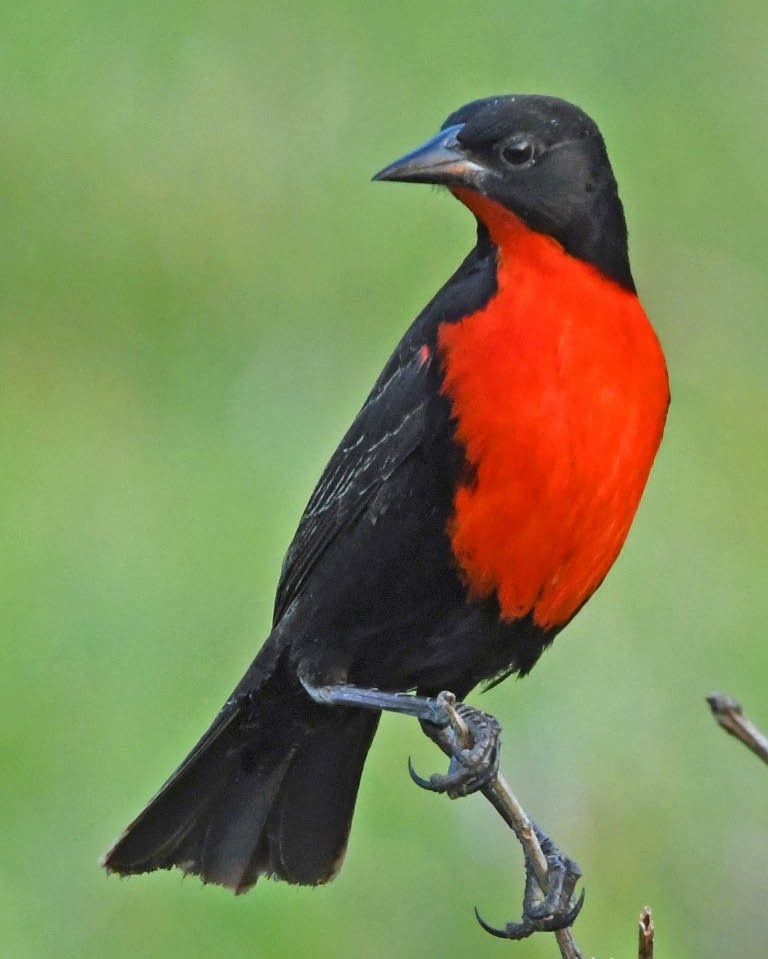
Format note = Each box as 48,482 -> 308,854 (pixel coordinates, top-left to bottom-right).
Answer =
457,187 -> 635,292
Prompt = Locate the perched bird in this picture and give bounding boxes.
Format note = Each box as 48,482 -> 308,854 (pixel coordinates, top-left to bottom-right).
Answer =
102,95 -> 669,895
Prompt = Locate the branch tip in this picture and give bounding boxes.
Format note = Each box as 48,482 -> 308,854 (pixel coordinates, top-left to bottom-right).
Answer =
638,905 -> 654,959
706,691 -> 768,765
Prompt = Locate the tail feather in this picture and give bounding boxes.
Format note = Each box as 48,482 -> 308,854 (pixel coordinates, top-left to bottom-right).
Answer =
254,712 -> 379,886
101,687 -> 379,891
194,744 -> 296,890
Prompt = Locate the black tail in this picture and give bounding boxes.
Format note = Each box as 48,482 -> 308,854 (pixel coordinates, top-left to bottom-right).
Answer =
101,664 -> 379,892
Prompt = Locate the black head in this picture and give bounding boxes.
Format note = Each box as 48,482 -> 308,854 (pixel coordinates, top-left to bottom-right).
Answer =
374,95 -> 634,291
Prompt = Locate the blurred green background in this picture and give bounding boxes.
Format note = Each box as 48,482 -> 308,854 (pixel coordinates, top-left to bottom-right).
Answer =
3,1 -> 768,956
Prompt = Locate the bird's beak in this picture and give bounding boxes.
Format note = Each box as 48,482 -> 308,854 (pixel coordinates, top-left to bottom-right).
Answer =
372,124 -> 484,186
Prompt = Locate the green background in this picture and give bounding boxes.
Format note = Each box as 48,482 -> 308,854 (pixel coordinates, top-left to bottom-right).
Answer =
4,1 -> 768,957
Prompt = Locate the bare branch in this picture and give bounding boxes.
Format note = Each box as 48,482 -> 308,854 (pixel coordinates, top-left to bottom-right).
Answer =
707,692 -> 768,765
638,906 -> 654,959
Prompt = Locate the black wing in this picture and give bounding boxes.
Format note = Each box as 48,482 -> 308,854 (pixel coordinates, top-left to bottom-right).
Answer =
272,344 -> 433,625
271,238 -> 497,627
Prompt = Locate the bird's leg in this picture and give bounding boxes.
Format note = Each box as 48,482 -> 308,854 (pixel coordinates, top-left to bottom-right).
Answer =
299,677 -> 451,725
299,678 -> 500,798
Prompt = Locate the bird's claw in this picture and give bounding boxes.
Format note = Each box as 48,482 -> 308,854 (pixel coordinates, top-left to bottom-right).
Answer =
475,890 -> 585,940
475,827 -> 584,940
408,691 -> 501,798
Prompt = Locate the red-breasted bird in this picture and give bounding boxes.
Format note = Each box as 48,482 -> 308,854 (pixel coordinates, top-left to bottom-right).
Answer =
102,95 -> 669,896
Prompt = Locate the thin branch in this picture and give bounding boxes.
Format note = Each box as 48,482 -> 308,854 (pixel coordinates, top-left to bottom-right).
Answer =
481,773 -> 583,959
638,906 -> 654,959
706,692 -> 768,765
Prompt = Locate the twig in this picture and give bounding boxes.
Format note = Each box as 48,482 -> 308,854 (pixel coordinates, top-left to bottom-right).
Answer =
706,692 -> 768,765
638,906 -> 654,959
481,773 -> 583,959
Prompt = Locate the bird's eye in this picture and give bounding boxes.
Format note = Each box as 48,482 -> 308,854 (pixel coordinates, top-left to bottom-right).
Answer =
502,137 -> 535,167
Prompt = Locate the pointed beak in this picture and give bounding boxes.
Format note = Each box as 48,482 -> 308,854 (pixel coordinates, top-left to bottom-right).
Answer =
372,124 -> 484,186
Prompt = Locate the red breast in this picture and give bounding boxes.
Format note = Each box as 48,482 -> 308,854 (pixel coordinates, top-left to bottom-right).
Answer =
439,190 -> 670,629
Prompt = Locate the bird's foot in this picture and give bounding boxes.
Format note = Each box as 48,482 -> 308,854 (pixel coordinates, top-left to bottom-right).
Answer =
298,678 -> 500,798
475,824 -> 584,940
408,691 -> 501,799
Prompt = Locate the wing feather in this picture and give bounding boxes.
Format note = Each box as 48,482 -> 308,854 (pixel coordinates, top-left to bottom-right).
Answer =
273,350 -> 431,624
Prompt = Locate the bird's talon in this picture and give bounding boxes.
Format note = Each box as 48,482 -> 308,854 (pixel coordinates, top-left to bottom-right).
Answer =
475,891 -> 584,941
563,888 -> 586,926
407,757 -> 439,791
474,906 -> 530,941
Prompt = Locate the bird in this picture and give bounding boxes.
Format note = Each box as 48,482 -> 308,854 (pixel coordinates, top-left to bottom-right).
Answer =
102,94 -> 669,897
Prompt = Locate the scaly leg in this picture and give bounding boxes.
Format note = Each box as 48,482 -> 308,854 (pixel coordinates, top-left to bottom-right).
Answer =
299,678 -> 500,797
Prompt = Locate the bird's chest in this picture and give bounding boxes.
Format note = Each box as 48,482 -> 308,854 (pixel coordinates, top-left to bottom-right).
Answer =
437,241 -> 669,630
